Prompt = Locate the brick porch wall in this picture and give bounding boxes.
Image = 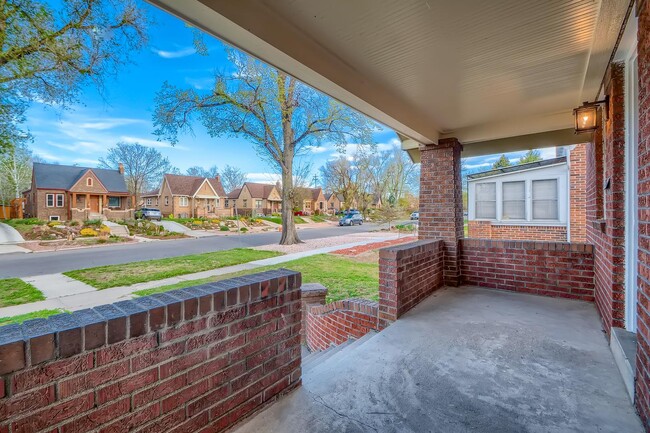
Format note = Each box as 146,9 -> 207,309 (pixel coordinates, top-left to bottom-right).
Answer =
586,62 -> 627,333
0,271 -> 302,432
636,0 -> 650,427
467,221 -> 567,241
460,239 -> 595,301
569,143 -> 588,242
378,239 -> 444,328
305,299 -> 379,352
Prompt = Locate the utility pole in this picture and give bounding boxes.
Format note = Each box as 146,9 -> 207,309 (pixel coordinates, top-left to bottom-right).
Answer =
311,174 -> 319,187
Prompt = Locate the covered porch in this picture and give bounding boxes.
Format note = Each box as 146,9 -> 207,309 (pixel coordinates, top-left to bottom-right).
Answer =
234,286 -> 642,433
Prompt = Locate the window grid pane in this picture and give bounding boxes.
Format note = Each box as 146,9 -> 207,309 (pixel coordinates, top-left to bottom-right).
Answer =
533,179 -> 558,220
475,183 -> 496,219
502,181 -> 525,219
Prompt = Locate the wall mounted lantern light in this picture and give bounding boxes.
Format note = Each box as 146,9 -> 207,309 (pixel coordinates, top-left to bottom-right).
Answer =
573,97 -> 608,134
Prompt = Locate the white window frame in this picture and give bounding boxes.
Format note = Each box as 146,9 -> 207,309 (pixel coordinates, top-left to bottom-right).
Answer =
502,181 -> 526,221
46,194 -> 54,207
531,179 -> 559,221
256,200 -> 263,209
108,196 -> 121,208
179,196 -> 189,207
146,198 -> 153,206
49,215 -> 60,221
56,194 -> 64,208
475,182 -> 497,220
165,196 -> 169,206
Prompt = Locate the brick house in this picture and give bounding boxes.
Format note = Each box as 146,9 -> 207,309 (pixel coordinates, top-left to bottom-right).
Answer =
468,144 -> 587,242
325,192 -> 343,213
23,162 -> 133,222
295,187 -> 326,214
225,182 -> 282,216
144,174 -> 231,218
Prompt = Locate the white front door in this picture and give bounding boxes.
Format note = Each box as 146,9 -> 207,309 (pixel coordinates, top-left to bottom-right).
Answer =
624,50 -> 639,333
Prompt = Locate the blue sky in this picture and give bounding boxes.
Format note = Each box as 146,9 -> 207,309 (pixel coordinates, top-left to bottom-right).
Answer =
25,1 -> 555,185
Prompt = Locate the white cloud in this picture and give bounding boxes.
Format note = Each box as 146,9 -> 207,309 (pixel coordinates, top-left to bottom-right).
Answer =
151,46 -> 196,59
246,172 -> 281,184
59,118 -> 145,131
119,136 -> 189,151
33,149 -> 64,162
464,162 -> 491,169
305,145 -> 328,154
185,77 -> 214,90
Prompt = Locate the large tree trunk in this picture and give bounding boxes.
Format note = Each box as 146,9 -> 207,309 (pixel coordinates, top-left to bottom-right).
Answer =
280,164 -> 302,245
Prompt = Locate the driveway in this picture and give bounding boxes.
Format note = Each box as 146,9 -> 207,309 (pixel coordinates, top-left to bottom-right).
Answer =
0,222 -> 24,244
152,220 -> 216,238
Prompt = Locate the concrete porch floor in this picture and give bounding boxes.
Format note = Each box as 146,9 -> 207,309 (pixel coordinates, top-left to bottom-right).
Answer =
233,286 -> 643,433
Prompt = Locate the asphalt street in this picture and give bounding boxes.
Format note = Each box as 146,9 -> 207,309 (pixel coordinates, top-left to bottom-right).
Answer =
0,223 -> 383,278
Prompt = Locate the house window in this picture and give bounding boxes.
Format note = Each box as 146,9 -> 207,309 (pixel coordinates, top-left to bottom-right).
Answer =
165,196 -> 169,206
532,179 -> 558,220
108,197 -> 121,208
56,194 -> 64,207
146,198 -> 153,206
305,201 -> 311,209
46,194 -> 54,207
179,197 -> 189,207
225,199 -> 229,208
215,199 -> 220,207
243,199 -> 248,208
49,215 -> 60,222
475,183 -> 496,219
502,181 -> 525,220
256,200 -> 263,209
87,178 -> 93,187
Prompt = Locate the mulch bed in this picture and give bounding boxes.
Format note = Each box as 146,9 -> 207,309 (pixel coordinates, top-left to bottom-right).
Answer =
330,236 -> 417,256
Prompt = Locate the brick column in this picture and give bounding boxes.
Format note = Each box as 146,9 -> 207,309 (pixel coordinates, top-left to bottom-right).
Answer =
419,138 -> 464,286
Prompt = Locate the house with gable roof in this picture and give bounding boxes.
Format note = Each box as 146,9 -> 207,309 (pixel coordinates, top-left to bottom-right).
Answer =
225,182 -> 282,216
23,162 -> 133,222
142,174 -> 231,218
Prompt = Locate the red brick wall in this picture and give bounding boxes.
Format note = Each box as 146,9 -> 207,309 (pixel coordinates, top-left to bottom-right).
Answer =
305,299 -> 378,351
569,143 -> 588,242
419,139 -> 463,286
0,271 -> 302,432
460,239 -> 595,301
637,0 -> 650,427
586,62 -> 627,333
378,239 -> 444,328
468,221 -> 567,241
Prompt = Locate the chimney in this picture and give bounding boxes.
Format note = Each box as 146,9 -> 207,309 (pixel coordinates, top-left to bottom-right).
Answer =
118,163 -> 124,175
215,174 -> 220,182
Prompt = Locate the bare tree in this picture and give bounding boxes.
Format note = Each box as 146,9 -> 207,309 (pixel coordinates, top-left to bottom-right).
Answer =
186,165 -> 218,178
0,143 -> 32,200
320,156 -> 358,209
221,164 -> 247,193
0,0 -> 149,152
153,49 -> 373,244
98,142 -> 174,202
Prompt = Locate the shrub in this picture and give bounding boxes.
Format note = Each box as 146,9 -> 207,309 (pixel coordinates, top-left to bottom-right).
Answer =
48,221 -> 61,227
7,218 -> 44,226
99,225 -> 112,234
240,227 -> 248,233
69,221 -> 79,226
220,226 -> 230,231
80,228 -> 98,237
211,219 -> 220,224
84,219 -> 102,227
192,220 -> 203,225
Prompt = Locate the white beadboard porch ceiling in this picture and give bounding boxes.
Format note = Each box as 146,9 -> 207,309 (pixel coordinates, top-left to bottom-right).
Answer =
149,0 -> 631,157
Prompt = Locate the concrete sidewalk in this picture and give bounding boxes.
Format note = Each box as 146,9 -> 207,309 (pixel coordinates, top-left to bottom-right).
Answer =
0,235 -> 396,318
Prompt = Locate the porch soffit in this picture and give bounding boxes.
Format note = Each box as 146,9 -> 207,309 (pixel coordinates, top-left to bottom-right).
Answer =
148,0 -> 630,157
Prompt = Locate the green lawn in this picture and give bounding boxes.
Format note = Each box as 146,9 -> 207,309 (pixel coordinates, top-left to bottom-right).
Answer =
294,216 -> 307,224
0,278 -> 45,307
63,248 -> 283,289
0,309 -> 65,327
259,216 -> 282,225
134,253 -> 379,303
310,215 -> 327,223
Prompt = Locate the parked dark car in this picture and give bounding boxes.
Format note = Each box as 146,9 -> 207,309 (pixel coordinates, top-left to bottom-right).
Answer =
339,212 -> 363,226
136,207 -> 162,221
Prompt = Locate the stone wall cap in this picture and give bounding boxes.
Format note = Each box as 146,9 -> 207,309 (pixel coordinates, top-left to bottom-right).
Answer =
301,283 -> 328,293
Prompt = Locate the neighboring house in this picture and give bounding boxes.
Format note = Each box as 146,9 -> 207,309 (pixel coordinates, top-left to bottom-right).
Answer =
467,144 -> 586,242
326,193 -> 344,213
149,174 -> 231,218
370,194 -> 382,209
225,182 -> 282,216
23,162 -> 133,222
296,187 -> 327,214
140,190 -> 160,208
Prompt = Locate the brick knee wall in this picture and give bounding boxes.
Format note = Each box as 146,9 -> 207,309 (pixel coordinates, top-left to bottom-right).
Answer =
468,221 -> 568,241
0,270 -> 302,433
378,239 -> 444,328
460,239 -> 595,301
305,299 -> 379,351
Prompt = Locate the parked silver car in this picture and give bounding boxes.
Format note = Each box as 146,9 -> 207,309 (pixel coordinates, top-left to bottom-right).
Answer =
339,212 -> 363,226
410,211 -> 419,220
136,207 -> 162,221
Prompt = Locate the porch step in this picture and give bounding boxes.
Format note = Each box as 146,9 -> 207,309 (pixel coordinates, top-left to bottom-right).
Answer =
88,213 -> 106,221
302,331 -> 379,375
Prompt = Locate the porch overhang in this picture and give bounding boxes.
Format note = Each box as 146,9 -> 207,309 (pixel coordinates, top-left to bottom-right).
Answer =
147,0 -> 631,158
